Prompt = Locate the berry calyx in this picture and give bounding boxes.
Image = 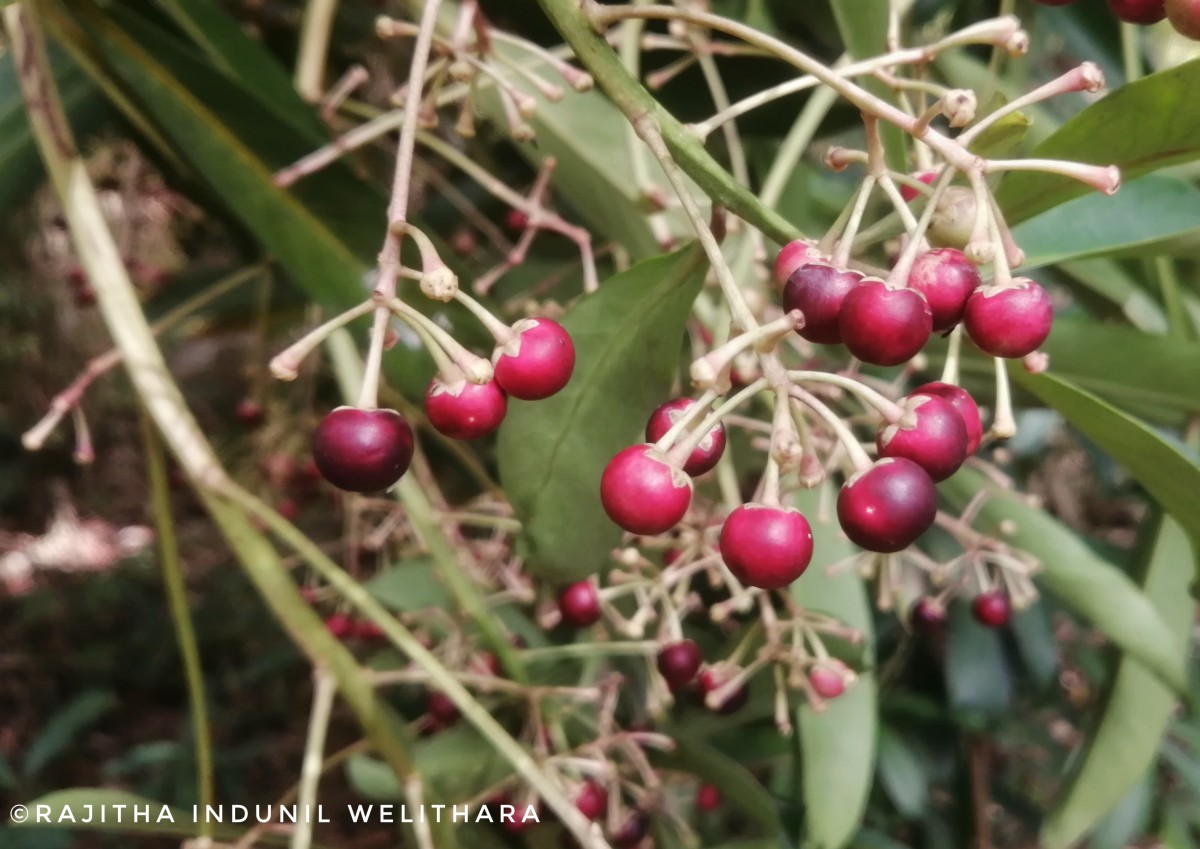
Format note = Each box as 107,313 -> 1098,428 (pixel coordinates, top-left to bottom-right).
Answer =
964,279 -> 1054,358
877,394 -> 969,482
718,503 -> 814,590
808,662 -> 848,699
837,458 -> 938,553
426,690 -> 460,725
782,262 -> 863,344
657,639 -> 704,691
575,781 -> 608,821
558,579 -> 602,628
1167,0 -> 1200,37
911,382 -> 984,454
906,248 -> 981,331
425,377 -> 507,440
696,783 -> 723,812
699,667 -> 749,714
645,398 -> 727,477
601,445 -> 694,535
910,598 -> 948,634
312,407 -> 414,492
1107,0 -> 1166,23
839,279 -> 933,366
772,238 -> 821,287
493,318 -> 575,400
972,591 -> 1012,628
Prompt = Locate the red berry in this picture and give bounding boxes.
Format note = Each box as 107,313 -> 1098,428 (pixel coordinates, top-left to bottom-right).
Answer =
900,170 -> 939,202
718,503 -> 814,590
575,781 -> 608,821
910,598 -> 948,634
657,640 -> 704,691
972,591 -> 1012,628
504,208 -> 529,232
425,378 -> 507,439
907,248 -> 981,332
699,667 -> 749,714
611,811 -> 648,848
426,690 -> 460,724
601,445 -> 693,535
964,280 -> 1053,358
911,382 -> 983,455
877,394 -> 969,482
312,407 -> 414,492
782,262 -> 863,345
353,619 -> 386,641
500,801 -> 539,834
493,318 -> 575,400
1167,0 -> 1200,37
235,398 -> 266,426
1107,0 -> 1166,23
808,663 -> 848,699
839,279 -> 932,366
644,398 -> 726,477
277,499 -> 300,521
558,580 -> 602,628
696,783 -> 723,812
837,458 -> 937,553
772,239 -> 822,287
324,613 -> 354,639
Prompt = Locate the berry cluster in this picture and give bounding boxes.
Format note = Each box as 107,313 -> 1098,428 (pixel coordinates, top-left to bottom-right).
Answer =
1038,0 -> 1200,39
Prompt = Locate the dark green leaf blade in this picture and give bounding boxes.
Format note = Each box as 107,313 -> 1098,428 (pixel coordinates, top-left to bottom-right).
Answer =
654,739 -> 786,838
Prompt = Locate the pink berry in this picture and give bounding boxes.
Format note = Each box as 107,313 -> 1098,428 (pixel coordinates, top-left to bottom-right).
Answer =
772,239 -> 821,287
964,280 -> 1053,358
910,598 -> 948,634
718,503 -> 814,590
808,663 -> 847,699
837,458 -> 937,553
696,783 -> 723,812
900,170 -> 939,202
907,248 -> 981,332
425,378 -> 507,439
657,640 -> 704,691
699,667 -> 749,714
911,381 -> 984,455
426,690 -> 460,724
312,407 -> 414,492
877,394 -> 969,482
600,445 -> 693,535
1167,0 -> 1200,37
493,318 -> 575,400
972,591 -> 1012,628
575,781 -> 608,821
1107,0 -> 1166,22
558,579 -> 602,628
324,613 -> 354,639
839,279 -> 933,366
644,398 -> 726,477
782,262 -> 863,345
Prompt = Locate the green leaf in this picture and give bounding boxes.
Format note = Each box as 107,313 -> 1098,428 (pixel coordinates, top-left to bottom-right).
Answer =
23,690 -> 117,778
497,246 -> 708,583
940,469 -> 1189,695
1008,603 -> 1059,691
944,600 -> 1011,725
1014,368 -> 1200,590
969,109 -> 1031,160
876,728 -> 929,818
996,58 -> 1200,222
0,753 -> 15,791
1013,176 -> 1200,269
347,728 -> 510,803
365,558 -> 452,613
1040,515 -> 1193,849
791,486 -> 877,849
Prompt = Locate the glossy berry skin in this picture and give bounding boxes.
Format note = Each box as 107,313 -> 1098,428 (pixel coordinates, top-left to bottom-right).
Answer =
772,239 -> 821,287
910,598 -> 948,634
972,591 -> 1012,628
907,248 -> 981,331
601,445 -> 693,535
575,781 -> 608,821
312,407 -> 414,492
839,279 -> 933,366
911,381 -> 984,454
1107,0 -> 1166,22
808,664 -> 847,699
837,458 -> 938,553
964,279 -> 1054,358
1166,0 -> 1200,37
900,169 -> 939,202
425,378 -> 507,439
696,784 -> 723,812
426,691 -> 460,725
719,503 -> 814,590
782,262 -> 863,344
877,394 -> 969,482
612,812 -> 649,848
657,640 -> 704,691
493,318 -> 575,400
645,398 -> 727,477
558,580 -> 602,628
699,667 -> 749,715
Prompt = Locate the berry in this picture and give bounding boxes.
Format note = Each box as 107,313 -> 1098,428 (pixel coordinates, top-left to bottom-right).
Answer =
324,613 -> 354,639
1107,0 -> 1166,23
657,640 -> 704,691
719,503 -> 814,590
611,811 -> 648,848
1166,0 -> 1200,37
645,398 -> 726,477
312,407 -> 414,492
877,394 -> 969,482
910,598 -> 948,634
425,378 -> 507,439
235,398 -> 266,426
353,619 -> 386,641
493,318 -> 575,400
601,445 -> 693,535
839,279 -> 932,366
911,381 -> 984,455
699,667 -> 749,714
772,239 -> 821,287
972,591 -> 1012,628
575,781 -> 608,821
696,783 -> 723,812
504,208 -> 529,232
426,690 -> 460,724
558,580 -> 602,628
808,662 -> 848,699
900,169 -> 939,202
964,279 -> 1054,358
907,248 -> 981,331
928,186 -> 977,249
782,262 -> 863,344
837,458 -> 937,553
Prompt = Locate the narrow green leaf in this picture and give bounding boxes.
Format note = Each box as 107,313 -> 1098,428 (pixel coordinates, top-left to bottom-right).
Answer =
1008,603 -> 1059,691
1040,515 -> 1193,848
969,110 -> 1031,160
365,558 -> 452,613
497,246 -> 708,583
791,486 -> 877,849
996,58 -> 1200,222
944,600 -> 1012,725
940,469 -> 1189,695
23,691 -> 117,778
876,728 -> 930,818
653,739 -> 786,838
